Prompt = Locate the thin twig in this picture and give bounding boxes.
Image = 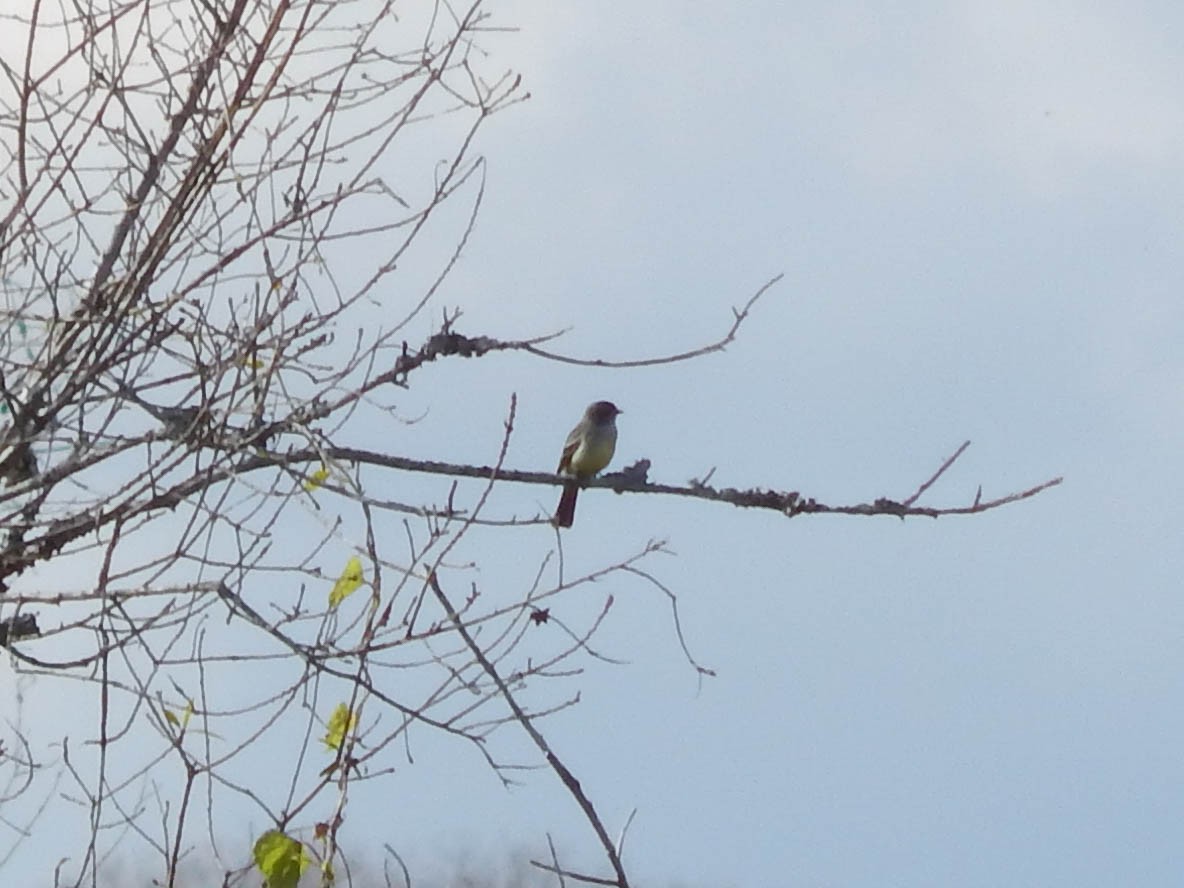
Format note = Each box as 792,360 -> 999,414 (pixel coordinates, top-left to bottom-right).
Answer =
522,274 -> 781,368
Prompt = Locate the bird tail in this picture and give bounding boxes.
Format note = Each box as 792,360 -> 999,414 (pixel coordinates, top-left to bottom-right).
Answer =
554,481 -> 579,528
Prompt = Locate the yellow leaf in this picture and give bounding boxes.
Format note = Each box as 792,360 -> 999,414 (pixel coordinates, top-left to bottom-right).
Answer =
163,700 -> 194,731
303,465 -> 330,492
322,702 -> 357,751
328,556 -> 364,607
253,830 -> 309,888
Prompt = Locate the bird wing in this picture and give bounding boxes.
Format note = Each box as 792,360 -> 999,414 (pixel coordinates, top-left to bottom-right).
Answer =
557,423 -> 582,473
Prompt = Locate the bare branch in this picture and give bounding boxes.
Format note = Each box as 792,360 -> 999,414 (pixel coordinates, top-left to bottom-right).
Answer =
522,273 -> 783,368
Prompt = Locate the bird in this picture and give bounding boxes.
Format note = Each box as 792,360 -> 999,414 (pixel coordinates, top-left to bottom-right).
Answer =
554,400 -> 621,528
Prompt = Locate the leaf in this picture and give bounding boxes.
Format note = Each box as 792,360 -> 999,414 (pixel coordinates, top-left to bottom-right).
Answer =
253,830 -> 309,888
303,464 -> 330,492
162,699 -> 194,731
328,556 -> 364,608
322,703 -> 357,752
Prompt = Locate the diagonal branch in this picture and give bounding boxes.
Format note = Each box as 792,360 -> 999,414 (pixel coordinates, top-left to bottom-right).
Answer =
428,570 -> 631,888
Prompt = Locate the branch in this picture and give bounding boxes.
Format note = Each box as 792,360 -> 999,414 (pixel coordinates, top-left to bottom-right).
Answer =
522,274 -> 781,368
372,313 -> 565,389
363,274 -> 778,393
428,571 -> 631,888
253,441 -> 1062,521
0,439 -> 1059,598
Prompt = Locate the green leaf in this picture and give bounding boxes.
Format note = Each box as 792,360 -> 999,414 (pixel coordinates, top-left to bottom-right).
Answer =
328,556 -> 364,608
253,830 -> 309,888
322,703 -> 357,752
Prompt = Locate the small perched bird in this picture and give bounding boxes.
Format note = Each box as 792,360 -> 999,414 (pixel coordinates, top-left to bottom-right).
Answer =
554,400 -> 621,529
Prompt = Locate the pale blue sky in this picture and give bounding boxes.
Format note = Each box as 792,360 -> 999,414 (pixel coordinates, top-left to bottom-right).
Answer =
411,3 -> 1182,885
4,3 -> 1183,886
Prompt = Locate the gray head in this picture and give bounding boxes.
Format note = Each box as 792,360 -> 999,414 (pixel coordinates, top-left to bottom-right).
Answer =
586,401 -> 621,423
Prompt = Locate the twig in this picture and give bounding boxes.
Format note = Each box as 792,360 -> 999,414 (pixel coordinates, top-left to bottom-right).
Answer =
903,440 -> 971,506
522,274 -> 781,368
428,570 -> 631,888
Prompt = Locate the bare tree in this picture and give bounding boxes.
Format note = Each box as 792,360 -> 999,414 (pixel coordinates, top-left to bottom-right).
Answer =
0,2 -> 1060,887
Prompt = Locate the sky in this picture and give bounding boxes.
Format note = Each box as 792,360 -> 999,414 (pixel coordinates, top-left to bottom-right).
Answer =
4,2 -> 1184,886
407,3 -> 1182,885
